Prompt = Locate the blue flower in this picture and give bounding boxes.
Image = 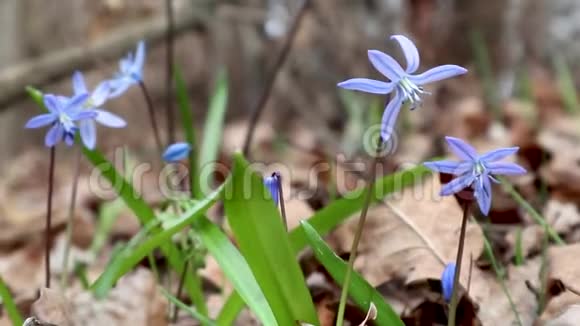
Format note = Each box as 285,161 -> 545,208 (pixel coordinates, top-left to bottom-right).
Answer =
25,93 -> 96,147
72,71 -> 127,149
264,173 -> 280,206
108,41 -> 146,98
338,35 -> 467,141
441,263 -> 456,303
163,142 -> 192,162
424,136 -> 527,215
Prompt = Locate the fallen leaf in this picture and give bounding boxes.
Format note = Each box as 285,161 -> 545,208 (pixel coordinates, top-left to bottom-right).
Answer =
541,243 -> 580,322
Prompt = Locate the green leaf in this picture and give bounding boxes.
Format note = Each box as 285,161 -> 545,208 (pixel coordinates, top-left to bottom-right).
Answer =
300,221 -> 404,326
194,216 -> 277,326
217,163 -> 430,322
199,69 -> 228,180
224,153 -> 318,326
91,183 -> 224,296
174,65 -> 201,198
161,288 -> 216,326
554,55 -> 580,114
0,276 -> 23,325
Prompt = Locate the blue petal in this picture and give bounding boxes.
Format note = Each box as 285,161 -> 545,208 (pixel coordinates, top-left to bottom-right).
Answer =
65,93 -> 90,115
409,65 -> 467,85
162,142 -> 191,162
43,94 -> 61,114
337,78 -> 395,94
80,120 -> 96,149
479,147 -> 519,162
487,162 -> 527,175
95,110 -> 127,128
133,41 -> 146,76
45,123 -> 64,147
367,50 -> 405,81
445,136 -> 478,161
91,81 -> 111,107
72,71 -> 88,95
71,110 -> 98,121
64,132 -> 75,146
441,263 -> 456,302
264,175 -> 279,206
25,114 -> 56,129
423,160 -> 472,175
391,35 -> 420,74
440,174 -> 475,196
108,78 -> 133,98
475,176 -> 492,215
380,91 -> 404,142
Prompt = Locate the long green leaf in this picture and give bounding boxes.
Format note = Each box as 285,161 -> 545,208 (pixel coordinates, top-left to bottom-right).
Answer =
224,153 -> 318,326
199,70 -> 228,177
91,183 -> 224,295
194,216 -> 277,326
217,163 -> 430,322
0,276 -> 23,325
161,288 -> 216,326
301,221 -> 404,326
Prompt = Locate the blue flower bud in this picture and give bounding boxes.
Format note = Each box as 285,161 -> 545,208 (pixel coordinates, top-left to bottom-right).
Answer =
264,173 -> 280,206
162,142 -> 191,162
441,263 -> 456,303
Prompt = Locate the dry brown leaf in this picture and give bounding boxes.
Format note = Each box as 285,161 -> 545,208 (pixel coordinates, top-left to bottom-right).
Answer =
545,304 -> 580,326
31,268 -> 168,326
505,225 -> 544,260
541,244 -> 580,322
543,200 -> 580,234
331,175 -> 487,301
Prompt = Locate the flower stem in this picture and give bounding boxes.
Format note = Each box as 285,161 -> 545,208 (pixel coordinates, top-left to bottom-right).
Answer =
165,0 -> 176,145
172,259 -> 189,322
276,173 -> 288,231
447,201 -> 470,326
45,147 -> 56,288
138,80 -> 164,155
241,0 -> 310,157
61,146 -> 81,289
336,139 -> 382,326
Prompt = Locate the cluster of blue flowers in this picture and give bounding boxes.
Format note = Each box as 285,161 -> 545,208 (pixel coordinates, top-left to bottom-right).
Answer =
25,41 -> 146,149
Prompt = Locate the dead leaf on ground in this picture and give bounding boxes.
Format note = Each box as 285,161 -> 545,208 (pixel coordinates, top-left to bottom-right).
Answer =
545,304 -> 580,326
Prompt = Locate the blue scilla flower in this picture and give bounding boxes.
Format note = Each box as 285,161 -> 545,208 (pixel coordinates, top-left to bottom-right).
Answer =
441,263 -> 456,303
338,35 -> 467,141
72,71 -> 127,149
424,136 -> 527,215
264,173 -> 280,206
108,40 -> 146,98
25,93 -> 95,147
162,142 -> 192,162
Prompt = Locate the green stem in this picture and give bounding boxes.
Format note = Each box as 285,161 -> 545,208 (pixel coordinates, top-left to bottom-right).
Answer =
447,201 -> 470,326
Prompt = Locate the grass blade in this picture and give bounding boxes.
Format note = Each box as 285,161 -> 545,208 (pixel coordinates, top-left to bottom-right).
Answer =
300,221 -> 404,326
194,216 -> 277,326
553,55 -> 580,114
0,276 -> 23,325
161,288 -> 216,325
199,69 -> 228,176
224,153 -> 318,325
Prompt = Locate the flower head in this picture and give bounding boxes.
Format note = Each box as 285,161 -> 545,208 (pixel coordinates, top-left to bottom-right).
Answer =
163,142 -> 192,162
72,71 -> 127,149
441,263 -> 456,302
108,40 -> 146,98
338,35 -> 467,142
264,173 -> 280,206
424,136 -> 527,215
25,93 -> 96,147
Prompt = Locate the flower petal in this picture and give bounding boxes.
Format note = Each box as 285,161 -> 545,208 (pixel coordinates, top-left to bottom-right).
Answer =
487,162 -> 527,175
43,94 -> 60,114
264,175 -> 279,206
64,132 -> 76,146
108,78 -> 133,98
409,64 -> 467,85
80,120 -> 96,149
91,81 -> 111,107
380,91 -> 404,142
337,78 -> 395,94
391,35 -> 420,73
71,110 -> 98,121
95,110 -> 127,128
441,263 -> 456,302
163,142 -> 192,162
133,40 -> 146,76
445,136 -> 478,161
475,176 -> 492,215
65,93 -> 90,115
367,50 -> 405,81
440,174 -> 475,196
45,124 -> 64,147
479,147 -> 519,162
72,71 -> 88,95
423,160 -> 472,175
25,114 -> 56,129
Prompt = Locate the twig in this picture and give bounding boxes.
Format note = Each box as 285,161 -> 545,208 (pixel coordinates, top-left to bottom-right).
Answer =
61,146 -> 82,289
165,0 -> 176,145
447,200 -> 470,326
45,147 -> 56,288
138,81 -> 164,155
241,0 -> 310,157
